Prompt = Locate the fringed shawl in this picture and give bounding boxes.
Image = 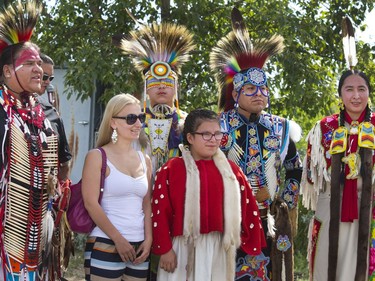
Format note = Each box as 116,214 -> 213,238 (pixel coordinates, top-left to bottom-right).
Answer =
179,144 -> 241,280
302,114 -> 375,280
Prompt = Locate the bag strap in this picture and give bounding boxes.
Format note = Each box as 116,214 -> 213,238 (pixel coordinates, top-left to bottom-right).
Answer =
97,147 -> 107,195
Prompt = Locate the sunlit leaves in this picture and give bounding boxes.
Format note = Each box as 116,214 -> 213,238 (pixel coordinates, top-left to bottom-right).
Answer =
33,0 -> 374,138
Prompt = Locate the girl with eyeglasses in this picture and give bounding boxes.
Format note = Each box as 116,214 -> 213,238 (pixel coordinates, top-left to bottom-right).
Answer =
82,93 -> 152,280
151,108 -> 266,281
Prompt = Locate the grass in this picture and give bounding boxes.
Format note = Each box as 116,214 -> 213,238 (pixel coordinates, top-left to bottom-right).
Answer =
62,234 -> 86,281
63,250 -> 84,280
61,202 -> 312,281
62,242 -> 309,281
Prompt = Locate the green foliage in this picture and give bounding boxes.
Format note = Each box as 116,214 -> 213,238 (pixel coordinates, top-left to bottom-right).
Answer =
294,251 -> 309,280
294,202 -> 314,279
34,0 -> 375,138
30,1 -> 375,276
72,233 -> 87,252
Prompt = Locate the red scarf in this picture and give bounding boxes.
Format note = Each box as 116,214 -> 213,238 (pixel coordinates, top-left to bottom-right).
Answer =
341,110 -> 366,222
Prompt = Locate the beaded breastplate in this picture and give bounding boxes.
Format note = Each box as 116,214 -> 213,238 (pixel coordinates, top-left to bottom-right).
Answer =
145,105 -> 183,172
0,87 -> 58,274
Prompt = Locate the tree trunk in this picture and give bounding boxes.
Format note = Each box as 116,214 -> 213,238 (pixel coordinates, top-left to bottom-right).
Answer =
160,0 -> 170,21
0,0 -> 11,8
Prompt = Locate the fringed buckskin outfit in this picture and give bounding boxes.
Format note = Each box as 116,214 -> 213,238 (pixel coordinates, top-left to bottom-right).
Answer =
301,17 -> 375,281
0,86 -> 59,280
152,145 -> 265,281
210,8 -> 302,280
302,111 -> 375,281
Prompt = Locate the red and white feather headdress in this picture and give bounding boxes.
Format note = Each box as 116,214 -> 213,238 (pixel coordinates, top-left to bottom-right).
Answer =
210,7 -> 284,111
0,0 -> 41,55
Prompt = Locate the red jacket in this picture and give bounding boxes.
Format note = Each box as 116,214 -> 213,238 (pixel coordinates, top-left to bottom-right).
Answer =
151,157 -> 266,255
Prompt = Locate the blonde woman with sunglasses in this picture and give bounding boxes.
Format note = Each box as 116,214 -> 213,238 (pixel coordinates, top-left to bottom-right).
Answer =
82,93 -> 152,281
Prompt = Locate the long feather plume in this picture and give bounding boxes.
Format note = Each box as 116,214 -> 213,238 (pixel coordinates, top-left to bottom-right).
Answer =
125,8 -> 145,27
210,7 -> 284,111
119,22 -> 195,75
0,0 -> 41,54
341,16 -> 357,69
231,7 -> 251,53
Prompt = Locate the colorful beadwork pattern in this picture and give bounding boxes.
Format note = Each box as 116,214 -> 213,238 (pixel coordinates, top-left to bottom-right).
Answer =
369,194 -> 375,279
235,252 -> 270,281
276,235 -> 291,252
329,126 -> 348,154
358,122 -> 375,149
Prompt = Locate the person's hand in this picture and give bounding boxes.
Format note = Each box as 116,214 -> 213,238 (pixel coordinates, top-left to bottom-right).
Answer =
113,236 -> 136,263
133,239 -> 152,265
159,249 -> 177,273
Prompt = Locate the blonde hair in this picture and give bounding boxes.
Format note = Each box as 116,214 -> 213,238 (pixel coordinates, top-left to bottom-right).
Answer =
96,93 -> 140,147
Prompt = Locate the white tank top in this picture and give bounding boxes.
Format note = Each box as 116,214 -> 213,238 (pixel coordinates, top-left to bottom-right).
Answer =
90,151 -> 148,242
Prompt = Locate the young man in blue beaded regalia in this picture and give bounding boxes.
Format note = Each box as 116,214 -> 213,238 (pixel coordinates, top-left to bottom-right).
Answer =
210,7 -> 303,281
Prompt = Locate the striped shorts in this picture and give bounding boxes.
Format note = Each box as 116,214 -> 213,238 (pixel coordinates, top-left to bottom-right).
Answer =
84,236 -> 149,281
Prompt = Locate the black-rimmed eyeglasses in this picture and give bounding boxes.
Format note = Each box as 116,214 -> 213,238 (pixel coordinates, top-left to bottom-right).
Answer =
192,131 -> 223,141
43,74 -> 54,82
113,113 -> 146,125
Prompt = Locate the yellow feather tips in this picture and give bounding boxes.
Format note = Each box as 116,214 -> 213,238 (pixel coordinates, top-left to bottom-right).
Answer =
119,22 -> 195,76
0,0 -> 41,52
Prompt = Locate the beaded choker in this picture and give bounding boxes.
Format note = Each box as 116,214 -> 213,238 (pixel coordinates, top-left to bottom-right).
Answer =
1,87 -> 45,129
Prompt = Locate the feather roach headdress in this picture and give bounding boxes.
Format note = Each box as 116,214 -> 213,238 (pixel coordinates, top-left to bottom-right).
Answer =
120,22 -> 195,77
210,7 -> 284,111
0,0 -> 41,55
341,16 -> 357,70
118,19 -> 195,110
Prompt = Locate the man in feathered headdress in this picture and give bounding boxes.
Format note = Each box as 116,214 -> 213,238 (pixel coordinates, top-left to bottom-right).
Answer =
210,7 -> 302,280
0,1 -> 69,280
118,20 -> 195,176
117,19 -> 195,281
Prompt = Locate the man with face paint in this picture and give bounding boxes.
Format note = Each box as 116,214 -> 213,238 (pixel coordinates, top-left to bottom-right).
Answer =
210,8 -> 303,280
117,21 -> 195,281
0,2 -> 63,280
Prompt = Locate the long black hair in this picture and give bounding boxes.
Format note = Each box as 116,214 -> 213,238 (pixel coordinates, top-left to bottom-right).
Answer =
329,69 -> 373,279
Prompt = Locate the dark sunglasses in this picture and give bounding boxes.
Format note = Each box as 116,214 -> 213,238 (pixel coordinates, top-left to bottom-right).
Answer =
42,74 -> 54,82
113,113 -> 146,125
